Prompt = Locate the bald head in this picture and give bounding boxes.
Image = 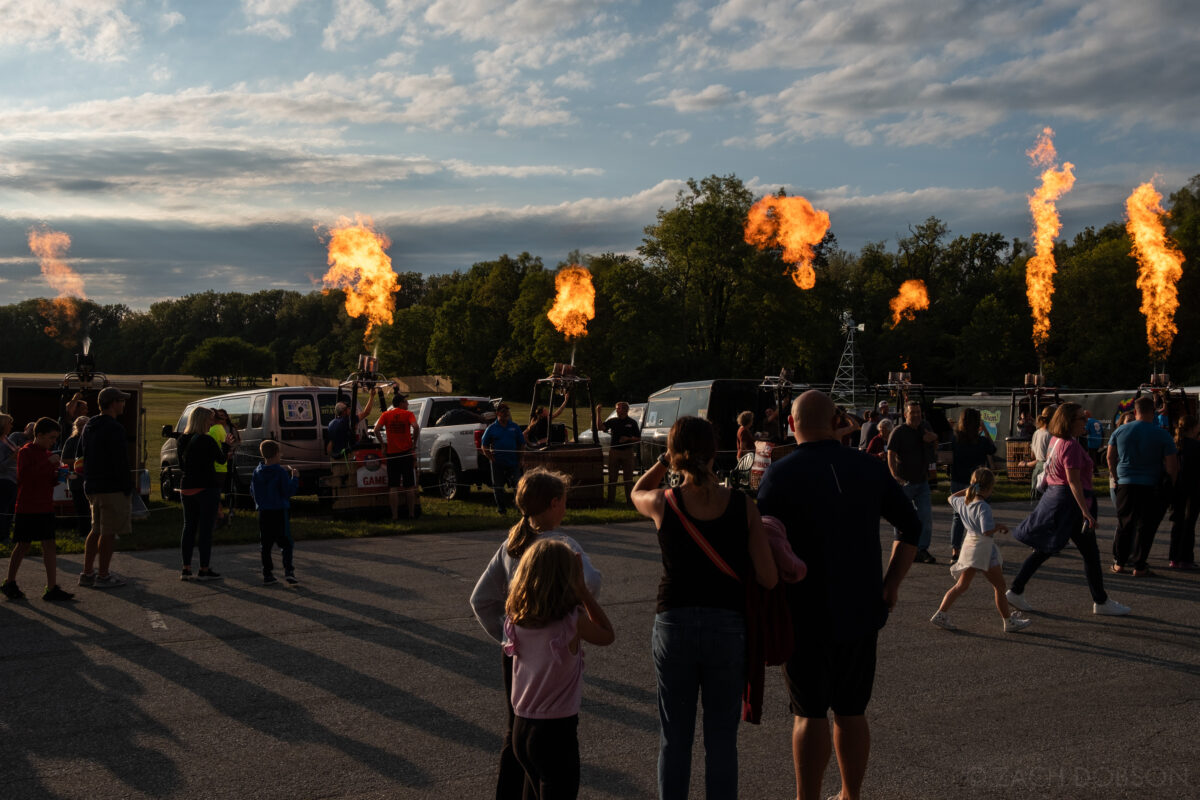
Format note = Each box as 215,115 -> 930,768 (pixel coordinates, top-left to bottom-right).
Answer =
791,390 -> 838,443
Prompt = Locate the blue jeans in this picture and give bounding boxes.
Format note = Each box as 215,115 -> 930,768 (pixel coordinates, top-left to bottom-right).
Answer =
491,461 -> 522,512
948,480 -> 968,551
895,481 -> 933,551
652,607 -> 746,800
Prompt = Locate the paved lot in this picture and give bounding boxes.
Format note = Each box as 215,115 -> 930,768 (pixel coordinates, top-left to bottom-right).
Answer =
2,499 -> 1197,799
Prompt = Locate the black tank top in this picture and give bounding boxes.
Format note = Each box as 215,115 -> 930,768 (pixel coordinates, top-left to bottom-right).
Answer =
656,489 -> 749,614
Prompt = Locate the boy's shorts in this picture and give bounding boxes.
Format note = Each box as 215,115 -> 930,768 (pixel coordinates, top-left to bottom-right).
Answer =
783,630 -> 878,718
88,492 -> 132,538
13,512 -> 56,543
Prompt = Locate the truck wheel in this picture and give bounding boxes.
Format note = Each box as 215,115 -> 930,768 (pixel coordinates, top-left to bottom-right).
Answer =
436,458 -> 468,501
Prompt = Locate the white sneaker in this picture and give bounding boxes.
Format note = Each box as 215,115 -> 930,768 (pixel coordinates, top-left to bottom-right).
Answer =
930,611 -> 956,630
1006,589 -> 1033,612
1093,598 -> 1131,616
1003,612 -> 1032,633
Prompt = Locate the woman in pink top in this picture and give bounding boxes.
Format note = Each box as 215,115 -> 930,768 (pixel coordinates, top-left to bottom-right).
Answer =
1008,403 -> 1130,616
504,538 -> 614,799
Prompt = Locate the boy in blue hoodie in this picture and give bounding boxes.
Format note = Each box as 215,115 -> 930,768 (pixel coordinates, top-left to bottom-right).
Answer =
250,440 -> 300,585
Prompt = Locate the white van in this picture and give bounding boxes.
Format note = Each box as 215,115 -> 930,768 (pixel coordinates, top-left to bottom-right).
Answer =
160,386 -> 340,501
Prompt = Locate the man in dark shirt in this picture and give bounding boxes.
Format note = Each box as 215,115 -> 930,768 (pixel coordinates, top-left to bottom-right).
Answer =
79,386 -> 132,589
886,400 -> 939,563
597,401 -> 640,505
757,390 -> 920,800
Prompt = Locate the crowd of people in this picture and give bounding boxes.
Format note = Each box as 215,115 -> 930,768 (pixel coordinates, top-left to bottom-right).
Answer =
5,381 -> 1196,798
465,388 -> 1196,800
0,386 -> 305,596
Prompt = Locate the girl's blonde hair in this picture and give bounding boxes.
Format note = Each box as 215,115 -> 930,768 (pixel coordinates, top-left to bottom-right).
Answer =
506,468 -> 570,558
72,415 -> 90,436
184,406 -> 213,435
505,538 -> 580,628
965,467 -> 995,504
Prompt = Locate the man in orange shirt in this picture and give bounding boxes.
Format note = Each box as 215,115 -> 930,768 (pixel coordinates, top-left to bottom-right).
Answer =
376,392 -> 420,520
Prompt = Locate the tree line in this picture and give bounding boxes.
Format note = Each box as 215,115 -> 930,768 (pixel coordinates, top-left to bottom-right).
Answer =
3,173 -> 1199,403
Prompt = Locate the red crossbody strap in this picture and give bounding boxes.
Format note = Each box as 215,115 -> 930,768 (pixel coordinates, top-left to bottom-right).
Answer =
664,489 -> 740,581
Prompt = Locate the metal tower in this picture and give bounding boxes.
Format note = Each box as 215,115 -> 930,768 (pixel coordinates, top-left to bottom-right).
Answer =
831,312 -> 867,406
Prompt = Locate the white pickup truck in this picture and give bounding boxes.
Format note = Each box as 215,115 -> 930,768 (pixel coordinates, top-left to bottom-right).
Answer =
377,395 -> 497,500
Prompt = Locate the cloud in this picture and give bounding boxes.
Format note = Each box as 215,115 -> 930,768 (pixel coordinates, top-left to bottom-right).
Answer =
652,84 -> 741,112
322,0 -> 401,50
686,0 -> 1200,146
0,0 -> 140,61
651,129 -> 692,146
0,180 -> 686,308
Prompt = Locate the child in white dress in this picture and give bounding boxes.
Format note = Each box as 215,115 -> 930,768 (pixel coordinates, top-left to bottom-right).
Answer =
931,468 -> 1031,633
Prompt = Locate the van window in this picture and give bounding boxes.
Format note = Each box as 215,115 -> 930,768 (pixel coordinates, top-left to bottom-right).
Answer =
176,405 -> 193,433
676,388 -> 709,420
220,396 -> 252,430
250,394 -> 266,428
318,393 -> 339,426
645,397 -> 680,429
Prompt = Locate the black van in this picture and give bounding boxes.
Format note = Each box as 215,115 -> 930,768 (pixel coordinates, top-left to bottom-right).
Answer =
640,379 -> 796,473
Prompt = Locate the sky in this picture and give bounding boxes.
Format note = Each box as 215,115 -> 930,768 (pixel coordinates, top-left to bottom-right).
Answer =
0,0 -> 1197,310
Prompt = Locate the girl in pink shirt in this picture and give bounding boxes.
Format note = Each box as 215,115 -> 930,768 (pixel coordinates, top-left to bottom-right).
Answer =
504,538 -> 614,799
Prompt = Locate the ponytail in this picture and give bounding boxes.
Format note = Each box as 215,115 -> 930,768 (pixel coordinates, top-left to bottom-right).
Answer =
505,468 -> 570,558
965,467 -> 995,504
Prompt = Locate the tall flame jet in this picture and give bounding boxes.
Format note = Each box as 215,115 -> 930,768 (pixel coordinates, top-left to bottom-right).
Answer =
889,279 -> 929,328
1126,182 -> 1185,360
1025,128 -> 1075,351
744,194 -> 831,289
547,265 -> 596,339
320,216 -> 399,344
28,225 -> 86,342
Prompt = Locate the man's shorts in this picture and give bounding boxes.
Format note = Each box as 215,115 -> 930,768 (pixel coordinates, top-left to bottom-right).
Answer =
782,629 -> 878,718
13,512 -> 56,543
386,451 -> 416,489
89,492 -> 132,538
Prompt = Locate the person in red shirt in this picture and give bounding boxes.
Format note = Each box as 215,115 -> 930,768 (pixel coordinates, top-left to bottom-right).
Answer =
375,393 -> 421,521
2,417 -> 73,601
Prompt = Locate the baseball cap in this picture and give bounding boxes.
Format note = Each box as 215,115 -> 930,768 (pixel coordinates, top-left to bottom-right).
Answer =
98,386 -> 130,407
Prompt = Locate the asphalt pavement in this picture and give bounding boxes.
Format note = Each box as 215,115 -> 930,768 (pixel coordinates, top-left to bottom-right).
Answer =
1,498 -> 1197,799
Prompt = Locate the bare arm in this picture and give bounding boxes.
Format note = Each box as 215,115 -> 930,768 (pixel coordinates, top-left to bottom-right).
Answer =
631,457 -> 667,527
1106,444 -> 1119,482
573,555 -> 615,647
744,499 -> 778,589
887,450 -> 904,483
1164,453 -> 1179,482
1065,467 -> 1096,528
882,539 -> 918,610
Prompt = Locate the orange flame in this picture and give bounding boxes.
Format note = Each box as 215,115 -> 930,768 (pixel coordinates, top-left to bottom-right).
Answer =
1126,182 -> 1185,360
320,215 -> 399,343
744,194 -> 831,290
28,225 -> 87,342
1025,127 -> 1075,351
889,279 -> 930,328
547,265 -> 595,339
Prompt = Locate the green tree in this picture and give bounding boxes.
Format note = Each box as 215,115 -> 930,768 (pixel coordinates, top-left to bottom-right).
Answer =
183,337 -> 273,387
